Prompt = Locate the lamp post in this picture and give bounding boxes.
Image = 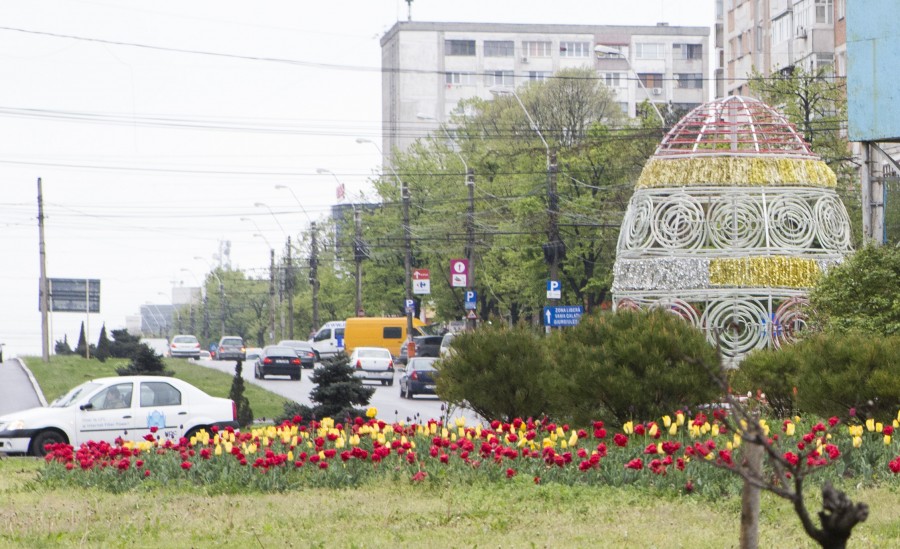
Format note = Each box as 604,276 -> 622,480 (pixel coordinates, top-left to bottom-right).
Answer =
180,268 -> 203,338
194,256 -> 226,338
594,44 -> 666,126
490,88 -> 561,332
274,184 -> 313,224
275,184 -> 318,333
254,202 -> 287,238
357,137 -> 414,344
252,234 -> 277,343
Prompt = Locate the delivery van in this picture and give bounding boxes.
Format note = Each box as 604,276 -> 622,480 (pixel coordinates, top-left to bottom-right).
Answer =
308,320 -> 346,360
343,317 -> 425,358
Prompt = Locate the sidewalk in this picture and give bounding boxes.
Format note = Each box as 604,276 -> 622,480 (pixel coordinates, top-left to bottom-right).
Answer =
0,358 -> 45,416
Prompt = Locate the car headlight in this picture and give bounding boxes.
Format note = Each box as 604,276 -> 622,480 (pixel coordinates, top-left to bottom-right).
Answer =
0,419 -> 25,432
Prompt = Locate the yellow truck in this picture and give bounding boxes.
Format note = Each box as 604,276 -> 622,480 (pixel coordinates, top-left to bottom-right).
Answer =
343,317 -> 425,358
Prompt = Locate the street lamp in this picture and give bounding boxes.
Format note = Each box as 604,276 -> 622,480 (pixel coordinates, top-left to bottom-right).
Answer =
594,44 -> 666,126
194,256 -> 226,338
254,202 -> 287,238
489,86 -> 562,332
274,185 -> 313,224
357,137 -> 414,347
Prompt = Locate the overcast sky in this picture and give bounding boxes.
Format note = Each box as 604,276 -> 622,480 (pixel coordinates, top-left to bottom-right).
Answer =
0,0 -> 714,357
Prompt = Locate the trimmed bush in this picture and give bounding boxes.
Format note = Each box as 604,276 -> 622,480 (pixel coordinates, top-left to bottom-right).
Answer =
437,324 -> 561,422
730,346 -> 802,418
115,344 -> 174,376
552,309 -> 721,427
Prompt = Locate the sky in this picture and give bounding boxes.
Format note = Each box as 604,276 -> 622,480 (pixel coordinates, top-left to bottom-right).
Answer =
0,0 -> 715,358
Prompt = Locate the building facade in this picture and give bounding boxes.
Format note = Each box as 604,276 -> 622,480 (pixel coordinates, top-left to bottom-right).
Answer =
381,21 -> 711,161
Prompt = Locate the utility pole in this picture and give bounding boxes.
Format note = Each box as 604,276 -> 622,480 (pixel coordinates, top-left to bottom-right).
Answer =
402,180 -> 414,346
309,222 -> 319,334
38,178 -> 50,362
269,248 -> 276,342
543,151 -> 563,332
285,236 -> 294,339
218,275 -> 226,337
202,293 -> 210,340
465,168 -> 476,331
354,207 -> 365,316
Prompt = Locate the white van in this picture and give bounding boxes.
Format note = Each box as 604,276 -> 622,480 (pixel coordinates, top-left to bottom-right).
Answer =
308,321 -> 346,360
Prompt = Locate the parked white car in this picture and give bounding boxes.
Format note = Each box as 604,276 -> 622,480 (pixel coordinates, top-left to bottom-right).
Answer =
349,346 -> 395,386
0,376 -> 239,457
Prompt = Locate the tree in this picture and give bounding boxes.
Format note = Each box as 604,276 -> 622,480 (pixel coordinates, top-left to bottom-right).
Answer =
115,343 -> 174,376
306,352 -> 374,420
810,244 -> 900,335
95,324 -> 111,362
108,329 -> 142,359
54,335 -> 74,356
228,361 -> 254,426
74,322 -> 88,358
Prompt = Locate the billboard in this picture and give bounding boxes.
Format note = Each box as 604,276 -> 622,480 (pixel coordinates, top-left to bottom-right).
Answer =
45,278 -> 101,313
847,0 -> 900,141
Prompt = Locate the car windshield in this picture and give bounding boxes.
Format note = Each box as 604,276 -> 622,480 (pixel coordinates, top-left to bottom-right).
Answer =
221,338 -> 242,346
265,346 -> 296,356
358,349 -> 390,358
408,358 -> 438,371
51,381 -> 102,408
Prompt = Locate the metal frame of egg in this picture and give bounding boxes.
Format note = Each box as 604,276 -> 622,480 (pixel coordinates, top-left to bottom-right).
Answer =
611,96 -> 853,366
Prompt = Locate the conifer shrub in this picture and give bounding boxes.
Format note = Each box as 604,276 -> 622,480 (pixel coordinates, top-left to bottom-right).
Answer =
229,361 -> 254,427
115,343 -> 174,376
551,309 -> 720,427
277,353 -> 374,423
436,324 -> 560,422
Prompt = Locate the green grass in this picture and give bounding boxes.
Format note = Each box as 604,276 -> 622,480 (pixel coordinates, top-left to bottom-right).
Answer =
1,458 -> 899,548
21,355 -> 290,421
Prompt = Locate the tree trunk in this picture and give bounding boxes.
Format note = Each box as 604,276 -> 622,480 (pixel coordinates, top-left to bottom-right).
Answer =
740,440 -> 763,549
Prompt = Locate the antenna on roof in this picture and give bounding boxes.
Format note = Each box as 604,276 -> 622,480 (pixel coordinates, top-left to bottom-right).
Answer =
405,0 -> 413,21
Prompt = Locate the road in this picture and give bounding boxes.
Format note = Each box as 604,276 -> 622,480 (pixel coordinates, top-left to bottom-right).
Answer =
194,358 -> 483,426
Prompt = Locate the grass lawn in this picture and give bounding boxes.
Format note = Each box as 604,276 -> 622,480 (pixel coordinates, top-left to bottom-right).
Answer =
1,458 -> 899,548
21,355 -> 290,421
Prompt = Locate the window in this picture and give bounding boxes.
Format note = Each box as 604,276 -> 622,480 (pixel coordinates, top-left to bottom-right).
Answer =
484,40 -> 514,57
673,43 -> 703,60
485,70 -> 515,87
314,329 -> 331,342
445,39 -> 475,56
816,0 -> 833,24
836,0 -> 845,19
675,73 -> 704,89
638,73 -> 663,88
559,41 -> 590,57
528,71 -> 551,81
445,72 -> 475,85
522,41 -> 552,57
140,382 -> 182,407
383,327 -> 402,339
635,43 -> 664,59
91,383 -> 133,410
600,72 -> 622,87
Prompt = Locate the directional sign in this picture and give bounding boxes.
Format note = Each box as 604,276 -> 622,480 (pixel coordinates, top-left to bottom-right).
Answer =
450,259 -> 469,288
45,278 -> 101,313
413,269 -> 431,294
546,280 -> 561,299
464,290 -> 477,310
405,299 -> 416,314
543,305 -> 584,327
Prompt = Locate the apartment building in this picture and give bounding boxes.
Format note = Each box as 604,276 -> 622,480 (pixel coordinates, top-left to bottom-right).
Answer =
380,21 -> 711,160
723,0 -> 838,96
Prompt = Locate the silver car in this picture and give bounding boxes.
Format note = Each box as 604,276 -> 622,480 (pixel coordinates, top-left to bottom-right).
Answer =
169,334 -> 201,359
349,347 -> 395,386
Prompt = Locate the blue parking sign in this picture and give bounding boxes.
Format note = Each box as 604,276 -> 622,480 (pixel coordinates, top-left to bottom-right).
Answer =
464,290 -> 477,310
547,280 -> 561,299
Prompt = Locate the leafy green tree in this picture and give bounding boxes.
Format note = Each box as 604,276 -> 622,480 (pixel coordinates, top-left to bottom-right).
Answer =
94,324 -> 111,362
810,244 -> 900,335
115,344 -> 174,376
228,361 -> 254,426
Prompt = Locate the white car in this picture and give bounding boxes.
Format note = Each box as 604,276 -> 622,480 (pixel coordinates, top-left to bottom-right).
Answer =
349,347 -> 395,386
169,334 -> 201,359
0,376 -> 239,457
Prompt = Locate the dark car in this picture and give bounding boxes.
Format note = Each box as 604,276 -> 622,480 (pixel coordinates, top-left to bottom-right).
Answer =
216,336 -> 246,361
277,340 -> 317,369
399,357 -> 439,399
254,345 -> 302,380
398,335 -> 444,365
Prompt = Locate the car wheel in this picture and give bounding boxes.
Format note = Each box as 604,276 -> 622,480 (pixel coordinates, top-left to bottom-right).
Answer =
30,430 -> 67,457
254,366 -> 260,379
259,368 -> 266,380
387,378 -> 394,387
291,373 -> 300,380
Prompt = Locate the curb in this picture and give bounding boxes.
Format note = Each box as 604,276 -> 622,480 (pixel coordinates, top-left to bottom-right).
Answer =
13,357 -> 48,407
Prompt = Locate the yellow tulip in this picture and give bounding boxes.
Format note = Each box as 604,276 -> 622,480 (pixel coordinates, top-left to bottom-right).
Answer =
318,450 -> 326,460
335,437 -> 345,449
897,409 -> 900,423
700,423 -> 710,434
894,420 -> 899,429
662,415 -> 671,428
705,452 -> 715,461
441,427 -> 449,438
429,424 -> 437,435
451,433 -> 458,442
556,427 -> 565,438
542,438 -> 553,448
287,450 -> 293,461
366,407 -> 378,419
876,422 -> 884,433
733,434 -> 742,448
785,422 -> 796,436
560,440 -> 568,449
669,423 -> 678,436
761,423 -> 770,437
568,432 -> 579,447
517,438 -> 526,448
247,443 -> 257,454
623,421 -> 634,435
225,442 -> 233,454
455,417 -> 466,428
214,445 -> 222,456
350,435 -> 360,446
648,424 -> 658,438
853,436 -> 862,448
711,424 -> 719,437
866,419 -> 875,432
726,441 -> 733,450
885,435 -> 892,445
656,442 -> 664,454
676,412 -> 685,426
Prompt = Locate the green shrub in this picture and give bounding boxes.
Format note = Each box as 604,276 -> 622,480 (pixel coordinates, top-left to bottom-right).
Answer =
552,309 -> 721,427
115,344 -> 174,376
437,324 -> 561,422
731,346 -> 802,418
229,361 -> 254,427
277,353 -> 374,424
793,332 -> 900,420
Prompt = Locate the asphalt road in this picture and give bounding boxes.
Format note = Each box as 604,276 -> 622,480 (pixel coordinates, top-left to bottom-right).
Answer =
194,358 -> 483,426
0,358 -> 45,416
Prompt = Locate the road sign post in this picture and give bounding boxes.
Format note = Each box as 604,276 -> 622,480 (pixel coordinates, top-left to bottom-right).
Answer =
413,268 -> 431,294
543,305 -> 584,327
450,259 -> 469,288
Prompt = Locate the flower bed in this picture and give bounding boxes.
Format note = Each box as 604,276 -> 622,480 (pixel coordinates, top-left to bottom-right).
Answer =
39,407 -> 900,495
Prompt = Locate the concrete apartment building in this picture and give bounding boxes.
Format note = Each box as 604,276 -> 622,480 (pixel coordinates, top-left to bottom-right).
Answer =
380,21 -> 711,160
723,0 -> 843,96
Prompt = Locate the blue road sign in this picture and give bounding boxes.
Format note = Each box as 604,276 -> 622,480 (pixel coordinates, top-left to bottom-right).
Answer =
405,299 -> 416,314
546,280 -> 561,299
464,290 -> 477,310
543,305 -> 583,327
